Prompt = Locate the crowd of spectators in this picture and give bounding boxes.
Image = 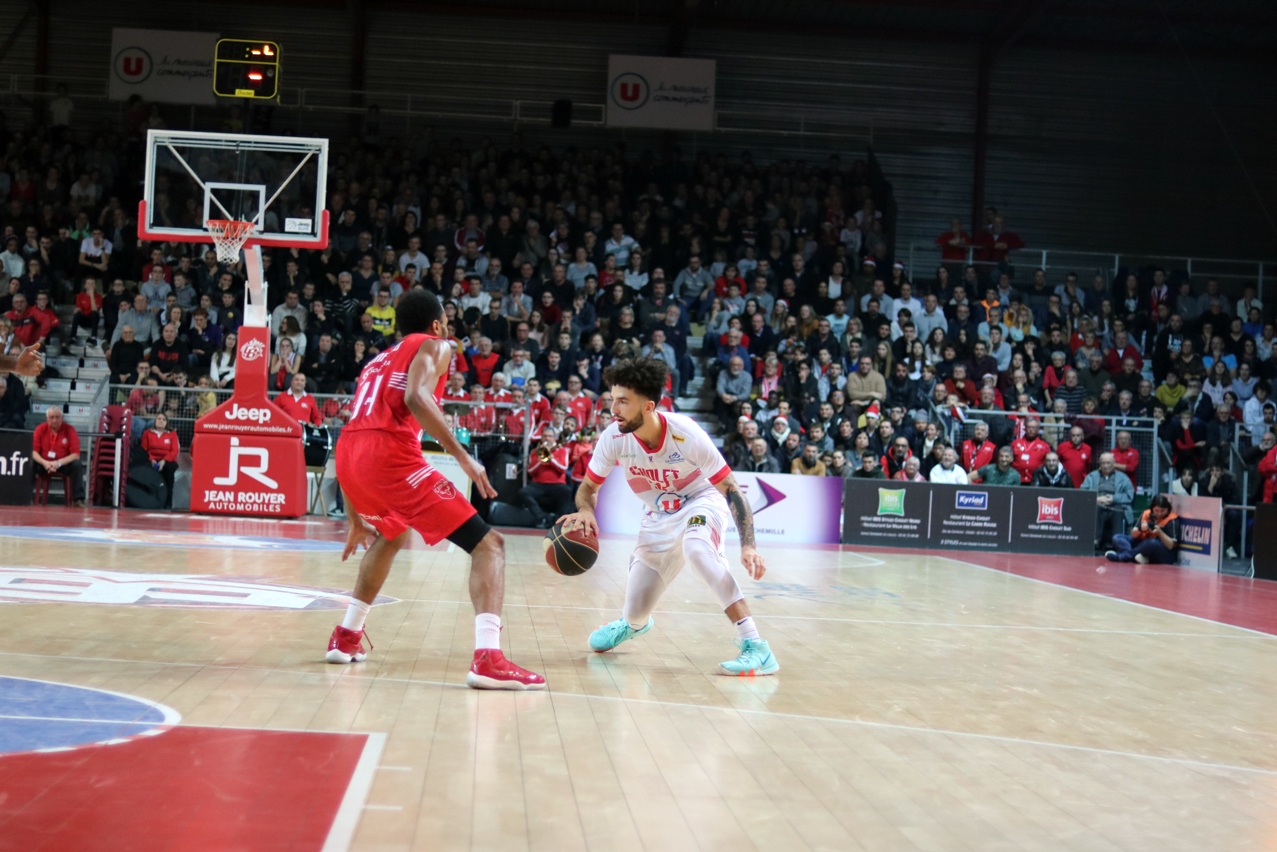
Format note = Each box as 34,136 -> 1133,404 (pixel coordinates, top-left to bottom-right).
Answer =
0,93 -> 1275,542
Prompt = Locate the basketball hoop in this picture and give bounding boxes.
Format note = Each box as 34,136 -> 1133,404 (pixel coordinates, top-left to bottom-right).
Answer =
207,219 -> 256,263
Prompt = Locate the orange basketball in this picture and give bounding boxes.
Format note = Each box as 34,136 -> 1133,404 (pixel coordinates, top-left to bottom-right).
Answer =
543,523 -> 599,576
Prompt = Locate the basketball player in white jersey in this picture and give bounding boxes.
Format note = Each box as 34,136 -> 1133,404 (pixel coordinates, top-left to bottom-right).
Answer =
560,358 -> 779,675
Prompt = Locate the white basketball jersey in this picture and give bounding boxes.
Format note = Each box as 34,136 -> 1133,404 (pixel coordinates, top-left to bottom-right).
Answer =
586,411 -> 732,515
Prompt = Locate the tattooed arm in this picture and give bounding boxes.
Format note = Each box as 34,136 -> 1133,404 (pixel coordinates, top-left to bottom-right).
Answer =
715,473 -> 766,579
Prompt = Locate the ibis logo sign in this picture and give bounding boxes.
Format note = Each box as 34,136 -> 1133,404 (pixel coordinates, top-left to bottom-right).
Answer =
606,55 -> 715,131
877,488 -> 906,517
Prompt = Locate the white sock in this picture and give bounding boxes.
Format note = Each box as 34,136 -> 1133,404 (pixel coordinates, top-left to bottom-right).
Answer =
734,616 -> 760,641
341,599 -> 371,632
475,612 -> 502,651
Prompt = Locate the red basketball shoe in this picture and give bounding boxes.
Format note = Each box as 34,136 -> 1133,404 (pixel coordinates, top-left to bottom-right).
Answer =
466,649 -> 546,690
326,625 -> 372,664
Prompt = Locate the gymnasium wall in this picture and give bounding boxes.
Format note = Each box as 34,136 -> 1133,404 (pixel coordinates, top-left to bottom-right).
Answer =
0,1 -> 1272,258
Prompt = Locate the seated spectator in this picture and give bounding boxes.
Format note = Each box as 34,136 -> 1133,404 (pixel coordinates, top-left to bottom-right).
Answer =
1083,452 -> 1135,552
1169,465 -> 1198,498
1105,494 -> 1181,564
929,447 -> 969,484
893,456 -> 926,482
1032,452 -> 1074,488
853,451 -> 885,478
1168,408 -> 1206,470
0,374 -> 27,428
737,436 -> 780,473
32,406 -> 84,505
970,446 -> 1020,486
126,377 -> 165,433
274,372 -> 322,426
458,385 -> 498,434
138,411 -> 180,509
883,436 -> 913,478
517,428 -> 574,527
790,441 -> 826,476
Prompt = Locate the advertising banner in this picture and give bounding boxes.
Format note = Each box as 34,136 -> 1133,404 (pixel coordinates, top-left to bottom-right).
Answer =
190,326 -> 306,517
842,479 -> 1096,555
606,55 -> 715,131
1167,494 -> 1222,572
595,467 -> 842,544
110,29 -> 219,105
0,430 -> 33,506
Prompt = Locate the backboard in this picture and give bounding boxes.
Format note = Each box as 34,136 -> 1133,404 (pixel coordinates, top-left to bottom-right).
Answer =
138,129 -> 329,250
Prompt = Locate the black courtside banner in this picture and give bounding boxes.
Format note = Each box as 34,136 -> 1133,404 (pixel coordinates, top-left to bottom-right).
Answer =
0,430 -> 34,506
842,478 -> 1096,555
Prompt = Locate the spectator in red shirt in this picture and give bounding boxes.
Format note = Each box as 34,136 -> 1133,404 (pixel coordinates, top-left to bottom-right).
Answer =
274,372 -> 322,426
32,406 -> 84,504
516,426 -> 573,527
944,364 -> 980,406
973,214 -> 1024,264
1010,418 -> 1051,483
4,294 -> 50,347
458,385 -> 497,434
1103,330 -> 1143,375
30,291 -> 60,346
503,388 -> 528,436
524,378 -> 552,426
468,337 -> 501,387
934,217 -> 971,264
73,277 -> 104,345
126,377 -> 166,431
1111,430 -> 1140,481
487,372 -> 512,405
440,371 -> 470,404
961,421 -> 997,473
139,411 -> 180,508
1056,425 -> 1094,488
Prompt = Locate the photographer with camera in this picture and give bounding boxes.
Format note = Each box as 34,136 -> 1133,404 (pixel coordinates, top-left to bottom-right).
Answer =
1104,494 -> 1181,565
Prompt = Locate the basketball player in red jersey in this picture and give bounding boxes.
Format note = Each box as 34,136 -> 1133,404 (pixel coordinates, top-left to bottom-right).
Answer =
330,290 -> 545,690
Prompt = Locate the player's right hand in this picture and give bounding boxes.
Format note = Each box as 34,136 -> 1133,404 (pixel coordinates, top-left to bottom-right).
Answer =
460,454 -> 498,499
342,521 -> 376,562
14,342 -> 43,377
557,511 -> 598,537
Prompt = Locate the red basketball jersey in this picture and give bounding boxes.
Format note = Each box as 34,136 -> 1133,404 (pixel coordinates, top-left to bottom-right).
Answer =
343,333 -> 449,447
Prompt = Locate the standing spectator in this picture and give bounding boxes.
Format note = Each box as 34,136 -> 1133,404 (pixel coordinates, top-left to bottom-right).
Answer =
139,411 -> 179,508
961,421 -> 997,473
111,293 -> 158,347
1105,494 -> 1180,564
32,407 -> 84,505
274,372 -> 322,426
1110,430 -> 1141,482
1082,452 -> 1134,552
1056,425 -> 1094,487
1010,419 -> 1050,483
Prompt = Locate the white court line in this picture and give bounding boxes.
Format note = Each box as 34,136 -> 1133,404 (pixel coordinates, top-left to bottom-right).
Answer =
391,597 -> 1259,638
937,555 -> 1277,640
376,765 -> 413,771
4,652 -> 1272,779
0,713 -> 167,725
322,731 -> 386,852
362,804 -> 403,811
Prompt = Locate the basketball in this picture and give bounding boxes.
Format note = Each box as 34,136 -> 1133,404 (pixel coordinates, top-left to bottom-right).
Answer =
543,523 -> 599,576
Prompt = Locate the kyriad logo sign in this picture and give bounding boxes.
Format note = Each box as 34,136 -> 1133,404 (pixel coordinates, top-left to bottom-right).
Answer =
956,491 -> 989,510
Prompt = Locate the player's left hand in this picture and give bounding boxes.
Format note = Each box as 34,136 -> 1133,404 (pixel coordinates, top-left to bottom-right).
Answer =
741,545 -> 766,580
342,520 -> 376,562
15,342 -> 43,377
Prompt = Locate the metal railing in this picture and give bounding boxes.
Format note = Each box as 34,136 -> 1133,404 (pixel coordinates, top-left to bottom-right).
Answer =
944,407 -> 1160,492
905,241 -> 1272,290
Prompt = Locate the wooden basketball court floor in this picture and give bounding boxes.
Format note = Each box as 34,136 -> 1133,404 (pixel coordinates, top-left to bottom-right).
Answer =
2,508 -> 1277,851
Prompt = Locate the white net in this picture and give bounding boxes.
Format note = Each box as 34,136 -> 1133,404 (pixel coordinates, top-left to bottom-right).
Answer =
207,219 -> 256,264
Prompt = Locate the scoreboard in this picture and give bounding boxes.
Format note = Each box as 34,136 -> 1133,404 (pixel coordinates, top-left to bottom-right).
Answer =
213,39 -> 280,100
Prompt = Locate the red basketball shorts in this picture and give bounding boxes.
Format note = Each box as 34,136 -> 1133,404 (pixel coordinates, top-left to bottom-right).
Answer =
335,431 -> 476,544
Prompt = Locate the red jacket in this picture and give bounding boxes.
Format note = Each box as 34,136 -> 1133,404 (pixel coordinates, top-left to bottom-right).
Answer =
528,445 -> 569,484
140,428 -> 180,463
1259,445 -> 1277,504
1010,436 -> 1050,483
945,377 -> 980,406
33,422 -> 80,461
469,352 -> 500,387
274,391 -> 322,425
973,229 -> 1024,263
934,229 -> 971,262
1056,440 -> 1093,488
458,404 -> 497,434
1111,445 -> 1140,479
5,307 -> 50,346
76,291 -> 103,316
1104,345 -> 1144,375
962,439 -> 996,473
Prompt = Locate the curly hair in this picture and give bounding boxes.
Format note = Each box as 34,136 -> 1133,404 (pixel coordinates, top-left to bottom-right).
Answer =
602,357 -> 668,402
